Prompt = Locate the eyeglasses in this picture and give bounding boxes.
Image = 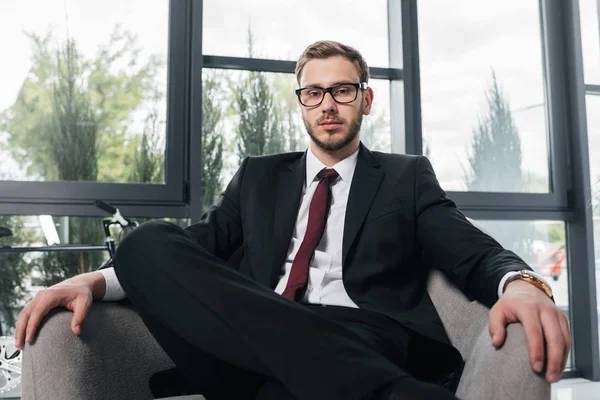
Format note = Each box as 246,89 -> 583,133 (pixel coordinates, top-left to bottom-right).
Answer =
295,82 -> 368,107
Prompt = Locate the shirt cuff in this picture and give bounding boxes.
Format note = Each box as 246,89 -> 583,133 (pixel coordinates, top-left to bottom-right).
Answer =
498,271 -> 521,299
98,267 -> 127,301
498,269 -> 551,299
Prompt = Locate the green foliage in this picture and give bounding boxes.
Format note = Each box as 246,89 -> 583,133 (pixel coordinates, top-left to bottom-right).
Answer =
38,217 -> 106,286
0,217 -> 35,333
0,26 -> 164,183
548,224 -> 566,244
466,71 -> 523,192
49,38 -> 99,181
360,110 -> 390,152
466,72 -> 533,257
272,74 -> 306,152
202,73 -> 225,210
130,108 -> 165,184
234,28 -> 284,162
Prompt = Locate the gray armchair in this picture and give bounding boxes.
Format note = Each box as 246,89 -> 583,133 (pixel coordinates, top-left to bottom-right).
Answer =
20,270 -> 550,400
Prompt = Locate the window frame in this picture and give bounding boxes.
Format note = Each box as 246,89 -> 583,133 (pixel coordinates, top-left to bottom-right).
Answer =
0,0 -> 190,216
402,0 -> 599,380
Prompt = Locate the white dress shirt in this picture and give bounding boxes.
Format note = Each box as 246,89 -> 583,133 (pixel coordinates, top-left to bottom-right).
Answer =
99,149 -> 543,302
272,148 -> 359,307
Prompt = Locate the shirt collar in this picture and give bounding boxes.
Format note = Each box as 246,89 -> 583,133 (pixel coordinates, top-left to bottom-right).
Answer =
306,147 -> 359,187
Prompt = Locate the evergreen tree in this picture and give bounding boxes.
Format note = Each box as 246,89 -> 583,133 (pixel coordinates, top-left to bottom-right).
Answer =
271,74 -> 306,152
0,26 -> 163,182
360,110 -> 390,152
466,72 -> 533,260
130,108 -> 165,184
202,73 -> 225,210
38,38 -> 106,285
235,28 -> 283,162
466,72 -> 523,192
49,38 -> 99,181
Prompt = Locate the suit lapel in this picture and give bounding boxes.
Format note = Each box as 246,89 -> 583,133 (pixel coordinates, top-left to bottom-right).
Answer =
342,145 -> 384,266
268,153 -> 306,287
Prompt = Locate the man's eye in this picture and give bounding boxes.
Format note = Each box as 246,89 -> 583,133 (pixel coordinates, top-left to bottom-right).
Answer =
308,91 -> 321,97
335,88 -> 349,95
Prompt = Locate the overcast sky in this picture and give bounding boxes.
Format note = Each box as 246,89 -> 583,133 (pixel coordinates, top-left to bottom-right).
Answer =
0,0 -> 599,193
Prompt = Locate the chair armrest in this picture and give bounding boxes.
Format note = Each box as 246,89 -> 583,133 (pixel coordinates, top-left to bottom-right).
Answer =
21,302 -> 175,400
456,323 -> 550,400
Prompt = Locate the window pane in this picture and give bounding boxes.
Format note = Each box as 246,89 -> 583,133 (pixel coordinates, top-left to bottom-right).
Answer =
202,0 -> 389,67
0,212 -> 185,397
201,69 -> 391,208
474,219 -> 572,368
580,0 -> 600,84
586,94 -> 600,359
419,1 -> 550,193
0,213 -> 188,323
0,0 -> 168,184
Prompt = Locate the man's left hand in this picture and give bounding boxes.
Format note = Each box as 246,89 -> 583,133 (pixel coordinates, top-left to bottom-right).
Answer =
488,280 -> 570,383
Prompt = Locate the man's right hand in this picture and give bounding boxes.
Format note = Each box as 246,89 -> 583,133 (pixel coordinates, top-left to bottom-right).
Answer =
15,271 -> 107,350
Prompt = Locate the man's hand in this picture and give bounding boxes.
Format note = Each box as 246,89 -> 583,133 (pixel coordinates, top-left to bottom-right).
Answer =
14,271 -> 107,351
489,280 -> 570,383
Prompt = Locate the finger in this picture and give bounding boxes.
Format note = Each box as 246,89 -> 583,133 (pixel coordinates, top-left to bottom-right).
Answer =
558,313 -> 571,373
520,309 -> 545,373
540,308 -> 565,383
71,295 -> 91,335
15,296 -> 41,350
488,306 -> 507,348
25,295 -> 60,344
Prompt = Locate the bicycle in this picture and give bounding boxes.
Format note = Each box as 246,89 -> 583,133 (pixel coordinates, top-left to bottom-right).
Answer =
0,201 -> 138,397
94,200 -> 139,268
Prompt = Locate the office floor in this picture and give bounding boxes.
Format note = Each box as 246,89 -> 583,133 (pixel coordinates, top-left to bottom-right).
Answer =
552,378 -> 600,399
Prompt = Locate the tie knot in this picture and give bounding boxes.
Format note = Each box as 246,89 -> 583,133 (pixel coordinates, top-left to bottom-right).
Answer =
317,168 -> 339,183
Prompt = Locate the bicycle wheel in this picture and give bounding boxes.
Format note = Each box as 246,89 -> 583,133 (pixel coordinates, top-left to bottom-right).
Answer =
0,336 -> 21,398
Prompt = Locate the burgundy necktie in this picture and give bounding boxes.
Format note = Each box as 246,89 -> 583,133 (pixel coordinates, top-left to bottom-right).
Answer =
282,168 -> 339,301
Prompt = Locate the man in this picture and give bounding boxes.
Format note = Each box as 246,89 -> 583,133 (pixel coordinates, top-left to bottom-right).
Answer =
15,41 -> 569,400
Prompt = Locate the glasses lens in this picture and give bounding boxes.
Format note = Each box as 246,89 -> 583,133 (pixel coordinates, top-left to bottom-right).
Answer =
300,88 -> 324,106
331,84 -> 358,103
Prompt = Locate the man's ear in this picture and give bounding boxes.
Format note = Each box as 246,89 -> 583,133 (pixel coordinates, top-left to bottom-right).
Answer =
363,87 -> 374,116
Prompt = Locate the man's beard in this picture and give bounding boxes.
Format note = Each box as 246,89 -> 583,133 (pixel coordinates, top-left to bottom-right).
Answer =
303,109 -> 363,152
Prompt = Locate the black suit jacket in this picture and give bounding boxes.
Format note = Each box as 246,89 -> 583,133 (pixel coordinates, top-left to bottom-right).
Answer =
185,144 -> 530,382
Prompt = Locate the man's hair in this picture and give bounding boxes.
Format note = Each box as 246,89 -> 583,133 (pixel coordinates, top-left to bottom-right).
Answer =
295,40 -> 370,85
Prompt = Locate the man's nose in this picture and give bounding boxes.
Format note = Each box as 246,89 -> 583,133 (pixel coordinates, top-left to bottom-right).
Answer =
320,92 -> 337,113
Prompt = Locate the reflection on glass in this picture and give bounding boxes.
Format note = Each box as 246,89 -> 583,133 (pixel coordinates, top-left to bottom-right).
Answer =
580,0 -> 600,84
201,69 -> 391,193
0,0 -> 168,183
419,0 -> 549,193
203,0 -> 389,67
474,219 -> 572,368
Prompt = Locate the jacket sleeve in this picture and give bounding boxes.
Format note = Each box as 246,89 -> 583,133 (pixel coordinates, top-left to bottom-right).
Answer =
183,157 -> 249,265
414,156 -> 531,308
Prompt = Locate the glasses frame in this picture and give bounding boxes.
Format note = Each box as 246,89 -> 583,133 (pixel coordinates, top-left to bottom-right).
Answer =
295,82 -> 368,107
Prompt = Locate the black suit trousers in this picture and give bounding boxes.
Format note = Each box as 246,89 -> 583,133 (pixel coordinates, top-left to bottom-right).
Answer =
112,221 -> 442,400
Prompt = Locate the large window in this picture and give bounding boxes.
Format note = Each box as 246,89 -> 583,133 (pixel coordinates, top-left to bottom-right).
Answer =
202,0 -> 390,67
0,0 -> 169,184
418,0 -> 550,193
201,69 -> 392,194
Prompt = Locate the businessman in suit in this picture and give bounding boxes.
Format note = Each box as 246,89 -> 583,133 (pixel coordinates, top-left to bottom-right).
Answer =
16,41 -> 569,400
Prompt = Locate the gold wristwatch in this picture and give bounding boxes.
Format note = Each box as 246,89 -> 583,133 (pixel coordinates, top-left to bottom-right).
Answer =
504,270 -> 554,301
